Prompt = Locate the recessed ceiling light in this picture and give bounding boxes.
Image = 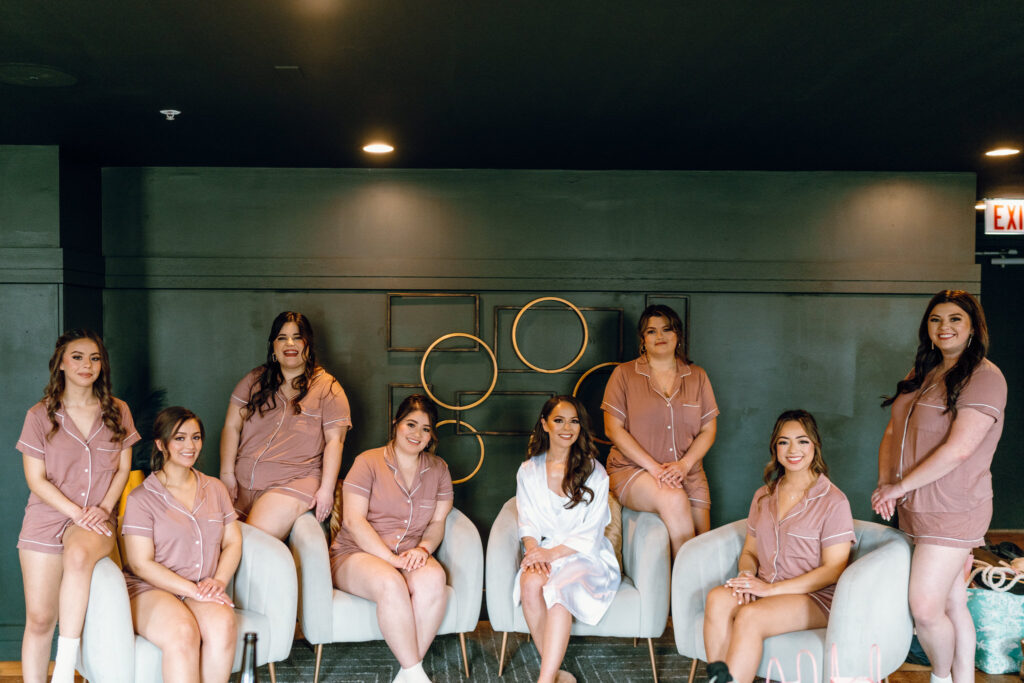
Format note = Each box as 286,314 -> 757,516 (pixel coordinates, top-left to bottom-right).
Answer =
159,109 -> 181,121
985,147 -> 1020,157
363,143 -> 394,154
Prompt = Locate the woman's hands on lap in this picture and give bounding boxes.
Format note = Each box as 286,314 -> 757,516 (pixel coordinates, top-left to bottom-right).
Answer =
194,577 -> 234,606
724,571 -> 772,603
75,505 -> 113,536
394,546 -> 431,572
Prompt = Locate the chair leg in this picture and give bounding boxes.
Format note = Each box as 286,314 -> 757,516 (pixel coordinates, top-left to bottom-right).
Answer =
314,643 -> 323,683
647,638 -> 658,683
633,637 -> 637,647
687,657 -> 697,683
268,661 -> 277,683
497,632 -> 508,676
459,632 -> 470,677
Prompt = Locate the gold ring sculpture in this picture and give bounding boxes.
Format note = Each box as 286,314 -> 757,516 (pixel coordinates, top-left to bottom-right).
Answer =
511,296 -> 589,374
572,361 -> 621,446
437,419 -> 485,484
420,332 -> 498,411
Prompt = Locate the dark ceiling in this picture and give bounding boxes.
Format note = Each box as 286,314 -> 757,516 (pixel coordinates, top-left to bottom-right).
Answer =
2,1 -> 1024,184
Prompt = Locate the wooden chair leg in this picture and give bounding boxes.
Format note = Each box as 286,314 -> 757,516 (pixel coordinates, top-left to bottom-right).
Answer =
314,643 -> 323,683
687,657 -> 697,683
459,632 -> 470,677
647,638 -> 658,683
497,632 -> 508,676
268,661 -> 277,683
633,637 -> 637,647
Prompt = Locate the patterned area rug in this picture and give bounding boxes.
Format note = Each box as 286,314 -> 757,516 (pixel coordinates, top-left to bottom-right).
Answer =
262,622 -> 708,682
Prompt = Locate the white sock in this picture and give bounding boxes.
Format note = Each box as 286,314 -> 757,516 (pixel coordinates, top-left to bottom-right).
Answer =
393,660 -> 432,683
930,674 -> 952,683
51,635 -> 79,683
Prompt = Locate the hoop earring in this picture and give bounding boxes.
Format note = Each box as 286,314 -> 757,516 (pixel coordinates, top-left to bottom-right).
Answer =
272,352 -> 277,362
639,341 -> 647,356
968,333 -> 973,346
930,341 -> 934,351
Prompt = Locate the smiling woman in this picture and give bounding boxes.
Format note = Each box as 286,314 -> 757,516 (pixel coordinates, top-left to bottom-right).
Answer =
15,329 -> 139,683
122,407 -> 241,683
702,410 -> 855,683
219,311 -> 352,540
873,290 -> 1008,683
328,394 -> 453,683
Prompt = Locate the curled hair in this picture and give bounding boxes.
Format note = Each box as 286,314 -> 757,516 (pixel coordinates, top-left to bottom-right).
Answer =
526,395 -> 597,509
637,304 -> 688,362
331,394 -> 439,541
760,410 -> 828,501
43,329 -> 126,443
882,290 -> 989,419
150,406 -> 204,472
243,311 -> 319,419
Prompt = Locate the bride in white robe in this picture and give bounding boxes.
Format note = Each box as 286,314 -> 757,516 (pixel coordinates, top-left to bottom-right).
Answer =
513,396 -> 621,683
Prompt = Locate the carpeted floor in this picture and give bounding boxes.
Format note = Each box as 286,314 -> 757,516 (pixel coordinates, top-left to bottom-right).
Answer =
261,622 -> 706,682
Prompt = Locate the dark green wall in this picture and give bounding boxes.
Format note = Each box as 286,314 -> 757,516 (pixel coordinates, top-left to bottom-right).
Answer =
3,152 -> 996,658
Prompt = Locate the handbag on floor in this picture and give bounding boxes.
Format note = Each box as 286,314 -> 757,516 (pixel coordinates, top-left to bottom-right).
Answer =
829,643 -> 880,683
966,586 -> 1024,674
766,649 -> 817,683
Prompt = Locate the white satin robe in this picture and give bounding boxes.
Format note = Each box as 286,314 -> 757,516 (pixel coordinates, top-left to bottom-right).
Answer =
512,453 -> 621,625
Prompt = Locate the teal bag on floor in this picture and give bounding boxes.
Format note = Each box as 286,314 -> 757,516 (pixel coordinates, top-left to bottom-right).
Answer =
967,586 -> 1024,674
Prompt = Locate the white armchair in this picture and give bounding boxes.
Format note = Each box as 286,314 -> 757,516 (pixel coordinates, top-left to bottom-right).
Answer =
78,522 -> 298,683
672,519 -> 913,683
485,497 -> 671,682
289,508 -> 484,683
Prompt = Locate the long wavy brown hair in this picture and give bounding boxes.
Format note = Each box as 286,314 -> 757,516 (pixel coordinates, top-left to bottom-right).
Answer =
43,329 -> 126,442
526,395 -> 597,509
760,409 -> 828,502
637,304 -> 688,362
243,311 -> 319,419
331,394 -> 439,540
882,290 -> 989,419
150,406 -> 205,472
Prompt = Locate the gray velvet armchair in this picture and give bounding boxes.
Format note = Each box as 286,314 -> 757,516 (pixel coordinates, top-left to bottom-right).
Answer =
485,497 -> 671,682
672,519 -> 913,683
78,522 -> 298,683
289,507 -> 484,683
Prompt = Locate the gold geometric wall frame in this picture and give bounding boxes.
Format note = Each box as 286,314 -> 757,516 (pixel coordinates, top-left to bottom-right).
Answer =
420,332 -> 498,411
386,292 -> 480,352
493,304 -> 624,373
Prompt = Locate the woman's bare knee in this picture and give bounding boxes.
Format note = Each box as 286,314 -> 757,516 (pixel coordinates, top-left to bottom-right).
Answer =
520,572 -> 547,606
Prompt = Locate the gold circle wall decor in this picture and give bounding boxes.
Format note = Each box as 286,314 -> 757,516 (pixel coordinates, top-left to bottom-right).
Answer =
572,361 -> 621,446
436,419 -> 485,484
511,296 -> 589,374
420,332 -> 498,411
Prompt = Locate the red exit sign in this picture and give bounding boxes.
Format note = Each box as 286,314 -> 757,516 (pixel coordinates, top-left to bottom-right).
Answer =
985,199 -> 1024,235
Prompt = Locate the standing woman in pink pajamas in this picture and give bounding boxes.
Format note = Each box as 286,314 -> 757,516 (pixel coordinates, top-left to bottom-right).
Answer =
873,290 -> 1007,683
16,329 -> 139,683
220,311 -> 351,539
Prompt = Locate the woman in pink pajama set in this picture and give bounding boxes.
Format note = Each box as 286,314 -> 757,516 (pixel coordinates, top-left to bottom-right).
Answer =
123,406 -> 241,683
703,410 -> 855,683
220,311 -> 351,540
16,329 -> 139,683
873,290 -> 1007,683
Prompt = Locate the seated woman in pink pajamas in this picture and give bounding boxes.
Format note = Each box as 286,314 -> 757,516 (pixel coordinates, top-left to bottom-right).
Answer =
329,395 -> 452,683
123,406 -> 242,683
16,329 -> 139,683
702,410 -> 855,683
220,311 -> 351,540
